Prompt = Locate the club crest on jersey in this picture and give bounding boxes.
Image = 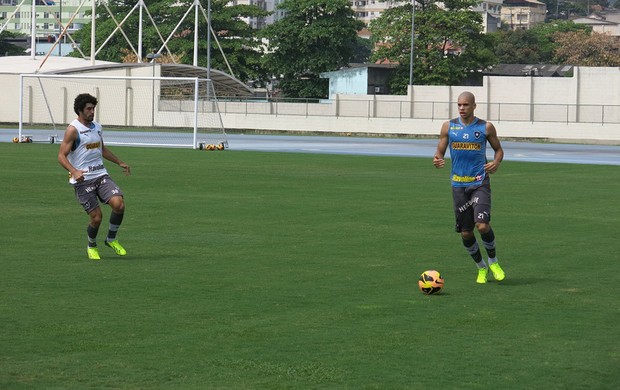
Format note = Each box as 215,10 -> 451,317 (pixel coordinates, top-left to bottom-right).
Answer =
474,131 -> 481,139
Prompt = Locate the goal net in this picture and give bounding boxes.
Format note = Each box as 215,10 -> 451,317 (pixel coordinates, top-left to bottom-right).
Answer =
19,74 -> 228,149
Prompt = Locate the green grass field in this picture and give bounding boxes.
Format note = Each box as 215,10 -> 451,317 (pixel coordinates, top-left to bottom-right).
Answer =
1,143 -> 618,389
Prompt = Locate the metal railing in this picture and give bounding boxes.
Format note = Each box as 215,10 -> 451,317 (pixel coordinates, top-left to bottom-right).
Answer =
211,97 -> 620,125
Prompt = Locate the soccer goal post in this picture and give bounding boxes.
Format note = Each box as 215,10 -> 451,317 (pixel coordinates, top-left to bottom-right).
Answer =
19,74 -> 228,149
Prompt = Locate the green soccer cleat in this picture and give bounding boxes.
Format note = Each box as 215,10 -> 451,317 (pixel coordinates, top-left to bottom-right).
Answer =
476,267 -> 488,284
105,240 -> 127,256
87,247 -> 100,260
489,262 -> 506,281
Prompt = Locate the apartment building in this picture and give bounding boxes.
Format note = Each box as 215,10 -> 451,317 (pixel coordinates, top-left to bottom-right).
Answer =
227,0 -> 283,29
471,0 -> 504,33
352,0 -> 507,33
0,0 -> 91,38
351,0 -> 408,24
500,0 -> 547,30
228,0 -> 412,27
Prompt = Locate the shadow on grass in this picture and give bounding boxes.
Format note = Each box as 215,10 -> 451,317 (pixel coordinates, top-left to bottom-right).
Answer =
485,278 -> 536,287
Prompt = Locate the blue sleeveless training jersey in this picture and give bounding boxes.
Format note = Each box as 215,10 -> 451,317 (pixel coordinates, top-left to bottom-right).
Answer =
448,117 -> 487,187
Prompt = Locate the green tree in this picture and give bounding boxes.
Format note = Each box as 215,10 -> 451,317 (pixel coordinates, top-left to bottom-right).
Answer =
71,0 -> 269,85
369,0 -> 495,93
261,0 -> 364,98
351,36 -> 373,64
489,21 -> 591,64
553,29 -> 620,66
0,30 -> 26,56
530,20 -> 591,61
491,29 -> 542,63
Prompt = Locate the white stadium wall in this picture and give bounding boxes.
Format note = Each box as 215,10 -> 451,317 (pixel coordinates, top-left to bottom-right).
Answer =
2,66 -> 619,144
216,66 -> 620,143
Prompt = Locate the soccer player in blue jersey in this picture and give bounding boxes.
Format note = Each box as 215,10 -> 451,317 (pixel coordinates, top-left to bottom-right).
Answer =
433,91 -> 506,283
58,94 -> 131,260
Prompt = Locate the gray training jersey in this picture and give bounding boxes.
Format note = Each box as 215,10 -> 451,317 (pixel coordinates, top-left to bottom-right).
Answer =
67,119 -> 109,184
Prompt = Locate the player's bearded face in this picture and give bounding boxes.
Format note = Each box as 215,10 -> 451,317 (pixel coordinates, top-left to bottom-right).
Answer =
82,104 -> 96,122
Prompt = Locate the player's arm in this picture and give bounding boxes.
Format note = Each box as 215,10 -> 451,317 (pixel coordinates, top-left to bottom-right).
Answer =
433,121 -> 450,169
58,125 -> 87,182
484,121 -> 504,174
102,141 -> 131,176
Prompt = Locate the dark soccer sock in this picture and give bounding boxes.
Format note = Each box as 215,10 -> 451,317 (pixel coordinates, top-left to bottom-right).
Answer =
87,224 -> 99,248
462,235 -> 483,264
107,212 -> 124,241
480,228 -> 497,259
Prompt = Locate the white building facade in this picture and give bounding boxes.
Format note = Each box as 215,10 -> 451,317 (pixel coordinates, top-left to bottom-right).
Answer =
500,0 -> 546,30
351,0 -> 408,24
0,0 -> 91,38
471,0 -> 504,33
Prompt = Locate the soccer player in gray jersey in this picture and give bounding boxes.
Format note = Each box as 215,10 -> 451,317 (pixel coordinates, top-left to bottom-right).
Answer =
58,93 -> 131,260
433,91 -> 506,284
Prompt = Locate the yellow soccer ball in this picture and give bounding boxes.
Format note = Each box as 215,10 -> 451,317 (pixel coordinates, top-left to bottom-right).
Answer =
418,270 -> 444,295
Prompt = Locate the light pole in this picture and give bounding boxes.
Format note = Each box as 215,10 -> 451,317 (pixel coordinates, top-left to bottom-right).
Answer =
59,0 -> 62,56
207,0 -> 211,80
409,0 -> 415,87
146,52 -> 162,128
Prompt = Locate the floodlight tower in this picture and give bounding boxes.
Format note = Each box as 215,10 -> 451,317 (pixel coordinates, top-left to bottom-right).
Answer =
30,0 -> 36,59
409,0 -> 415,87
90,0 -> 96,65
207,0 -> 211,80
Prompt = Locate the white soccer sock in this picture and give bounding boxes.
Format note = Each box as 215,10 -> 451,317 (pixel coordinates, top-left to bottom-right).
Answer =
476,259 -> 488,269
487,257 -> 498,264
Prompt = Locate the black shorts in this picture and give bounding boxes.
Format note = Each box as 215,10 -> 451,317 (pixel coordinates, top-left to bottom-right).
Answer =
452,176 -> 491,233
74,174 -> 124,214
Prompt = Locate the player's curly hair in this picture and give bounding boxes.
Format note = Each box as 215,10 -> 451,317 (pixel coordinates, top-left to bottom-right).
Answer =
73,93 -> 98,115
